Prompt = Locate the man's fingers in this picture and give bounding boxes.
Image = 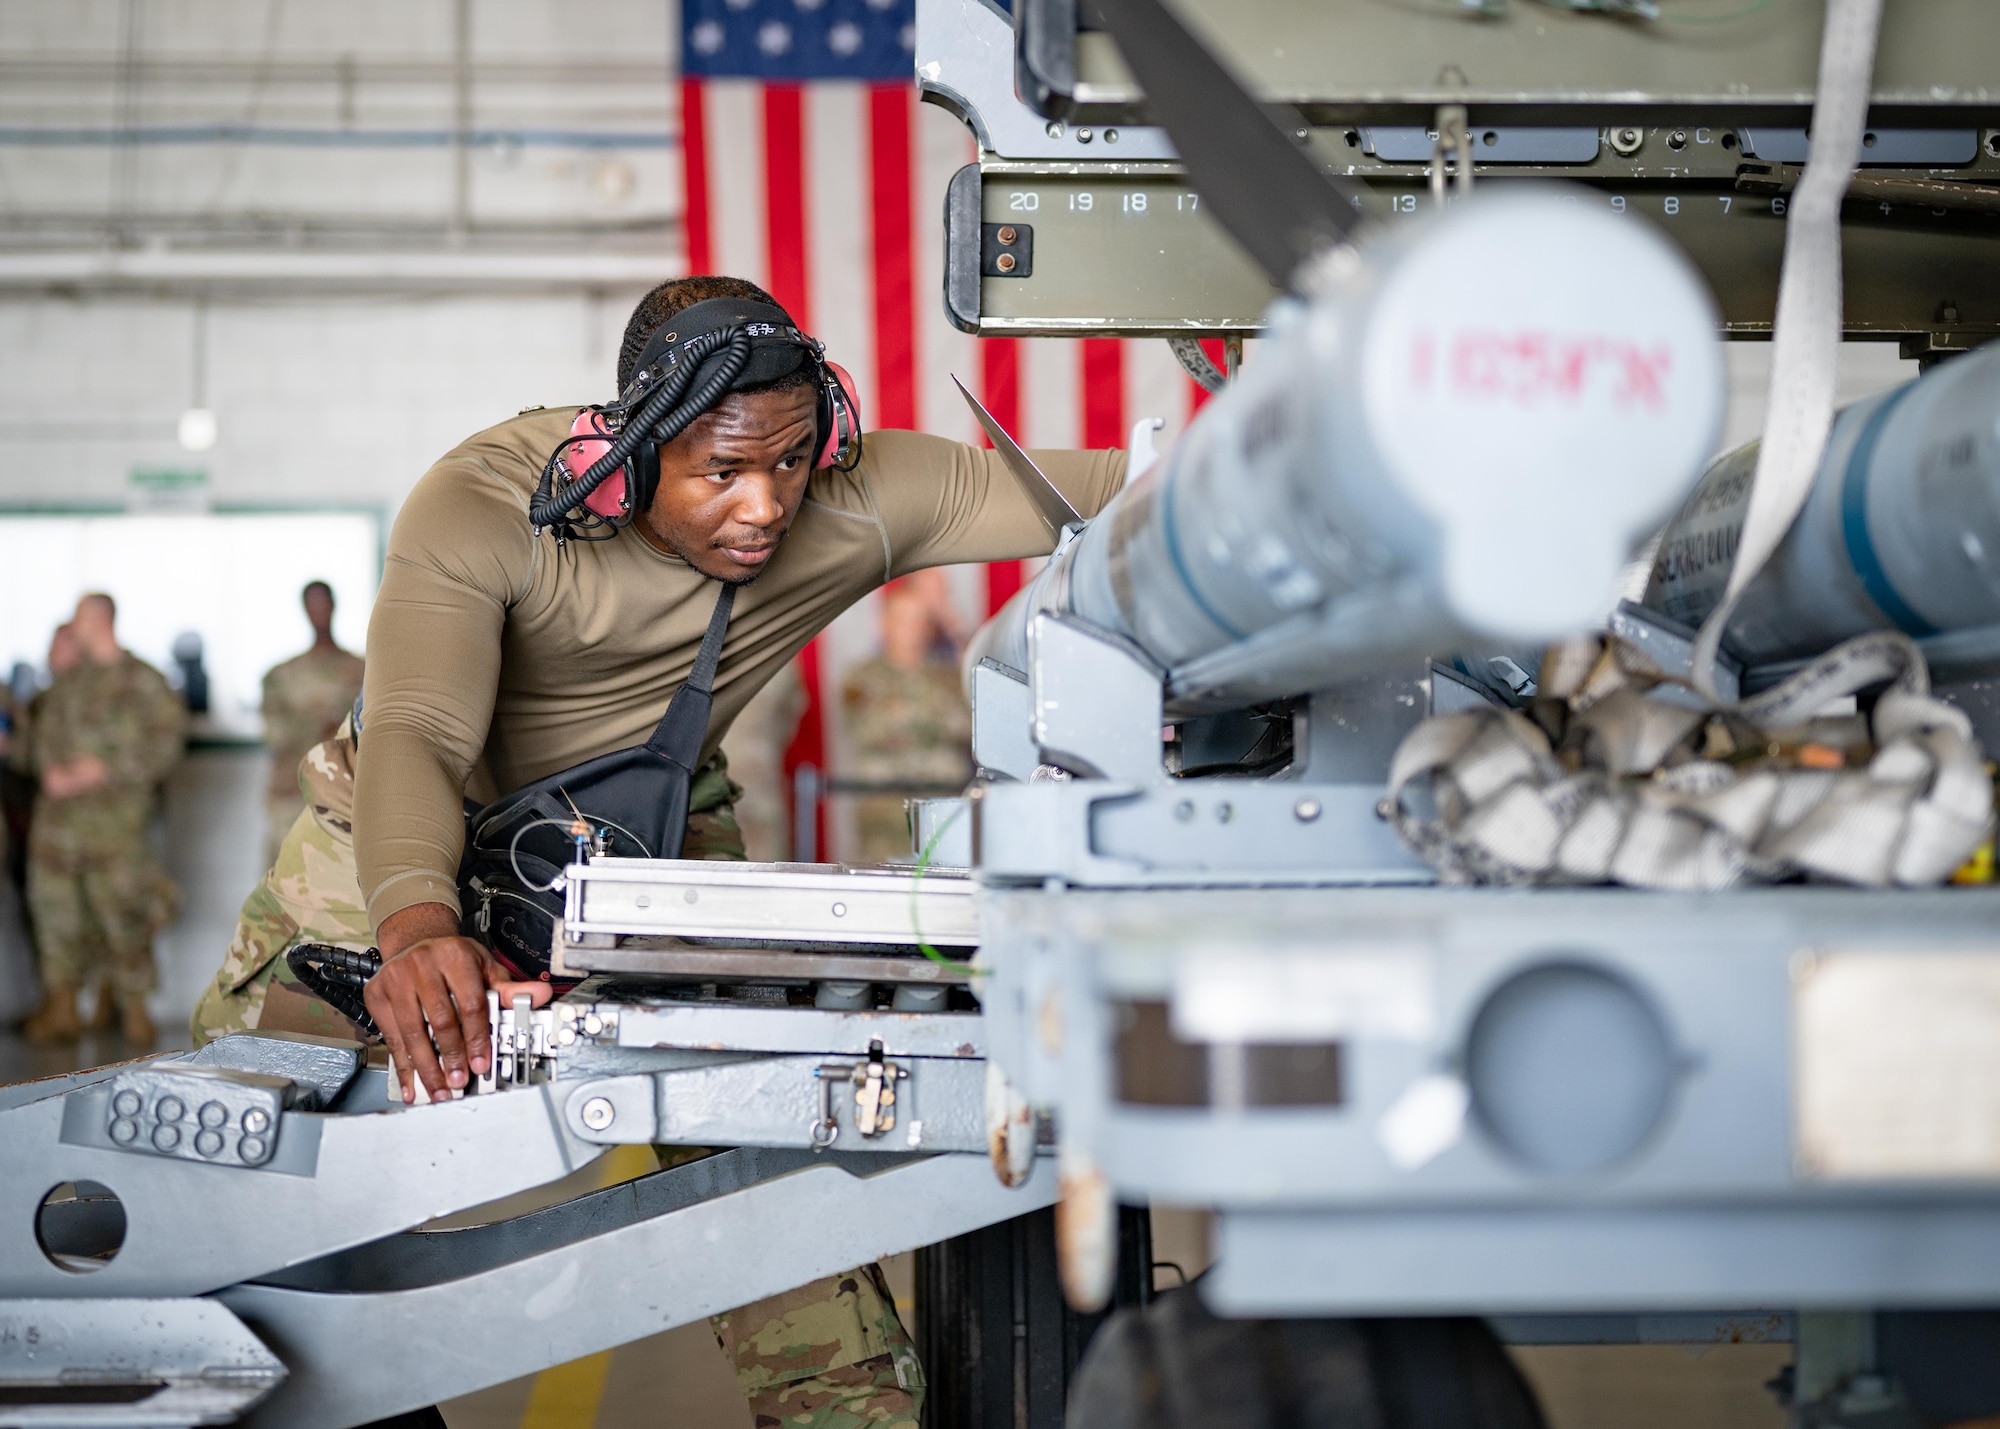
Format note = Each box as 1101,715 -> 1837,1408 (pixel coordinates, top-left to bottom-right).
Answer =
416,975 -> 472,1091
369,961 -> 451,1102
438,948 -> 494,1076
376,1020 -> 419,1105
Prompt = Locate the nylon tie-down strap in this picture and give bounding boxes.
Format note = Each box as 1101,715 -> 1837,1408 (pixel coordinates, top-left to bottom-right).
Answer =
1384,0 -> 1994,890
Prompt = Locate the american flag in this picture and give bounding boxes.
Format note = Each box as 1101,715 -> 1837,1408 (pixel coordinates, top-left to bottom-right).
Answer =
678,0 -> 1212,855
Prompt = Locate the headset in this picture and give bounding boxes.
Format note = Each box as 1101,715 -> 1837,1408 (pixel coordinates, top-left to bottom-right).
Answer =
529,296 -> 862,542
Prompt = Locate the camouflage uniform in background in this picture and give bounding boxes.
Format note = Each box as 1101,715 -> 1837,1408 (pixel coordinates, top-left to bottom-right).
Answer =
260,645 -> 364,869
189,731 -> 917,1427
840,657 -> 973,865
17,653 -> 186,1000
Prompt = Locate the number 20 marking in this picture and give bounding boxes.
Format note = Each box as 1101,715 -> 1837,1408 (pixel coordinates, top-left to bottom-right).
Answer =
1009,192 -> 1038,211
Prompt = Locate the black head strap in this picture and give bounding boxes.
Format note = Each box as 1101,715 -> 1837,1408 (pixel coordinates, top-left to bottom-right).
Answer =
625,297 -> 819,407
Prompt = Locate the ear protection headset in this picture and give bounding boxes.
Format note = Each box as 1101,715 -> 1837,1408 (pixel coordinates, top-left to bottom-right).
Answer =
529,297 -> 862,542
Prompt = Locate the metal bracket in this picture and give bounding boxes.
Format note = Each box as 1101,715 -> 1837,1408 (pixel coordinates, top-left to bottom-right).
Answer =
916,0 -> 1174,161
813,1044 -> 910,1147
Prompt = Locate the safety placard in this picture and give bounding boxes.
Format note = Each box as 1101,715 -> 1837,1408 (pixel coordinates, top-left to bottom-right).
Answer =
1793,950 -> 2000,1179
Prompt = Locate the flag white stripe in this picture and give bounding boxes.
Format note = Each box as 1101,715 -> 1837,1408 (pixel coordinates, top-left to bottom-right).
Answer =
705,79 -> 768,286
805,82 -> 872,365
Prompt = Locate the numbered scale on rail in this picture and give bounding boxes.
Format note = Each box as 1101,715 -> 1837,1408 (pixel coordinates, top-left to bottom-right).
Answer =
952,133 -> 2000,345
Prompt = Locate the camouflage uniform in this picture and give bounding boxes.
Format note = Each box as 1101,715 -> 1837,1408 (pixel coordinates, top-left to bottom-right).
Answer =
260,645 -> 364,870
713,1262 -> 923,1428
17,654 -> 186,998
189,733 -> 920,1427
840,658 -> 973,865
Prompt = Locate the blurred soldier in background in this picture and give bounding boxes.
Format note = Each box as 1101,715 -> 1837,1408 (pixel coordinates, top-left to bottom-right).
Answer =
840,577 -> 973,865
15,596 -> 187,1044
260,581 -> 364,868
723,659 -> 805,861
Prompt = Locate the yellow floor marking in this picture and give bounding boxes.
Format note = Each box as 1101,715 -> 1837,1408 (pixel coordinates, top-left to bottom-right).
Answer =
513,1144 -> 659,1427
596,1142 -> 660,1187
518,1351 -> 613,1429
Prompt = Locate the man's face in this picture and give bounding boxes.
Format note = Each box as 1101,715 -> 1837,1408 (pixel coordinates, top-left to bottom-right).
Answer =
641,386 -> 817,583
303,586 -> 335,634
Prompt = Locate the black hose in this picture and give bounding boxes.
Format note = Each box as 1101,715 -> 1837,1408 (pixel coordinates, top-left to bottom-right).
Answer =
287,942 -> 382,1038
529,327 -> 753,529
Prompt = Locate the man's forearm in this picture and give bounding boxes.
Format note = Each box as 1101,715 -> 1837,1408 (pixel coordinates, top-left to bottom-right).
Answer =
378,902 -> 463,958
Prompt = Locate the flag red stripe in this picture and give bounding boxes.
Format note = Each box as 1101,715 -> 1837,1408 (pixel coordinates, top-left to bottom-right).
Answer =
867,84 -> 916,431
1082,337 -> 1125,449
762,84 -> 810,322
680,78 -> 712,276
980,337 -> 1025,615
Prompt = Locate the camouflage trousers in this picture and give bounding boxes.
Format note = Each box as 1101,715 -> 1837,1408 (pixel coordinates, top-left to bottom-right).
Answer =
27,849 -> 174,996
189,735 -> 919,1427
713,1262 -> 923,1429
264,794 -> 304,874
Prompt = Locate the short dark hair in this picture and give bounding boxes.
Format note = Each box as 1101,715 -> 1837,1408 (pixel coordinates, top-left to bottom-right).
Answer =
302,580 -> 334,604
617,275 -> 816,399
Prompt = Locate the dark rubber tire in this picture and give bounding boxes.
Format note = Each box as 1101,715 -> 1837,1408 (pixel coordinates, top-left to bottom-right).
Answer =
1067,1286 -> 1546,1429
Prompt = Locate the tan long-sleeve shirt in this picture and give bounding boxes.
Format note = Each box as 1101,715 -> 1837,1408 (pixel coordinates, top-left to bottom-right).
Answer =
354,406 -> 1125,930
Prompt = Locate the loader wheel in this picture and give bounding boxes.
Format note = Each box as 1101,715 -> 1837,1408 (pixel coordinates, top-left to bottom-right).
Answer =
1067,1285 -> 1546,1429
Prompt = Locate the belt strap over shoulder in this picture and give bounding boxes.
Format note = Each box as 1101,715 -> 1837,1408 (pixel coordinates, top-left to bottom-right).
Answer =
643,582 -> 737,770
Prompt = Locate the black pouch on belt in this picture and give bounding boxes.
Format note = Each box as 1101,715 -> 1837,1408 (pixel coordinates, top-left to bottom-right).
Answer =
456,583 -> 735,985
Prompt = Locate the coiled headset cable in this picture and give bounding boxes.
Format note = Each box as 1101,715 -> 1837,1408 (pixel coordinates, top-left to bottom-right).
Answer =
530,327 -> 754,539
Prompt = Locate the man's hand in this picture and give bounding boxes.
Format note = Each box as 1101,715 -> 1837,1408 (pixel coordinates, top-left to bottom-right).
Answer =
42,755 -> 109,801
365,902 -> 551,1104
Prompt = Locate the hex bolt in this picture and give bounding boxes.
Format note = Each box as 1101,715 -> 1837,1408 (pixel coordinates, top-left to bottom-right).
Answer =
997,225 -> 1017,244
1076,127 -> 1094,143
1294,797 -> 1323,823
581,1096 -> 617,1131
1104,128 -> 1119,144
1667,129 -> 1688,151
996,253 -> 1017,273
1174,800 -> 1196,822
1609,127 -> 1643,156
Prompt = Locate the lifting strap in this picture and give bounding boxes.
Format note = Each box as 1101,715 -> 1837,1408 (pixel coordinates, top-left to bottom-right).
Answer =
1379,0 -> 1997,892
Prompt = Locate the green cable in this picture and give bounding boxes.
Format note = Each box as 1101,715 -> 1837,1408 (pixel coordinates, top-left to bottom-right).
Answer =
908,801 -> 987,975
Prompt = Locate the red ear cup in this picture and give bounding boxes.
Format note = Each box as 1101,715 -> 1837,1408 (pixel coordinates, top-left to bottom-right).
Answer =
815,361 -> 863,469
562,408 -> 633,520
